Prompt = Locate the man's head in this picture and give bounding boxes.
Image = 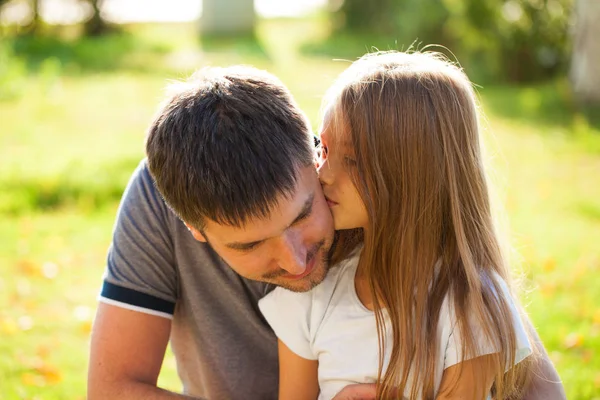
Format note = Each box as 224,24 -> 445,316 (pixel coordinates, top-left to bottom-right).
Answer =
146,66 -> 334,292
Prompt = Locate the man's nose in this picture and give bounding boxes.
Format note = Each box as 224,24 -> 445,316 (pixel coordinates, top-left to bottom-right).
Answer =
276,230 -> 307,275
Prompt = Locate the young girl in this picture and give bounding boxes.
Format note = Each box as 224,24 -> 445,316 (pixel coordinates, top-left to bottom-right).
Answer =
259,51 -> 533,400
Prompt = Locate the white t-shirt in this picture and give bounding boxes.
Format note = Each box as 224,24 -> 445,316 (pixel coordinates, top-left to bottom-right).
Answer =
259,252 -> 532,400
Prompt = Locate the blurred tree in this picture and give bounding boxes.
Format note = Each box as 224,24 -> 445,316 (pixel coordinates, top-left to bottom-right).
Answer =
329,0 -> 573,83
334,0 -> 402,34
84,0 -> 110,36
201,0 -> 254,35
570,0 -> 600,104
26,0 -> 42,33
496,0 -> 571,82
443,0 -> 572,82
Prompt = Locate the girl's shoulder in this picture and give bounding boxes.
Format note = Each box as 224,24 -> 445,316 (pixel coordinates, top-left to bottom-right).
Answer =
441,270 -> 516,317
438,270 -> 532,369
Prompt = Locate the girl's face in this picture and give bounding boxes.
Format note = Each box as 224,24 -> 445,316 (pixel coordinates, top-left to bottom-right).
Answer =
317,109 -> 368,230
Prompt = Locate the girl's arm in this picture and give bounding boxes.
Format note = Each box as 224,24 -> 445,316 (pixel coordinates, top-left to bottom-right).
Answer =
278,339 -> 320,400
435,354 -> 496,400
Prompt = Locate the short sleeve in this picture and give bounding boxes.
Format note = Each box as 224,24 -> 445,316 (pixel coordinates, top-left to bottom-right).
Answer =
259,287 -> 316,360
442,277 -> 532,370
99,160 -> 178,319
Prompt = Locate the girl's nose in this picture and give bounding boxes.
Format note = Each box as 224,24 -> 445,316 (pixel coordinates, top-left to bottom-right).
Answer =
317,159 -> 333,186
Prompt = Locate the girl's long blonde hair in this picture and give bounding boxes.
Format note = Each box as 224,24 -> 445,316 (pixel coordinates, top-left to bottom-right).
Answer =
327,51 -> 532,399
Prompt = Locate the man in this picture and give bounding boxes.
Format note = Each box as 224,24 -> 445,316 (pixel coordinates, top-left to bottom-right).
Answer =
88,66 -> 565,399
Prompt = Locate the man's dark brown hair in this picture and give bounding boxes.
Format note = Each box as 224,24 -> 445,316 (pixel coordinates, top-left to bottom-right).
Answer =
146,66 -> 314,229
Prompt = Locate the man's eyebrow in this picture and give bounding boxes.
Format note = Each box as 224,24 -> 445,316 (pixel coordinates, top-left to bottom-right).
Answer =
224,194 -> 314,251
290,193 -> 314,226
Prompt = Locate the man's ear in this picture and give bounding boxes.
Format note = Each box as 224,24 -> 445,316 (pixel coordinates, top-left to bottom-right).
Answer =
184,223 -> 207,242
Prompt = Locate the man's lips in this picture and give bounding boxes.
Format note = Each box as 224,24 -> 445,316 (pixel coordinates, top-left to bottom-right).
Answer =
286,251 -> 318,280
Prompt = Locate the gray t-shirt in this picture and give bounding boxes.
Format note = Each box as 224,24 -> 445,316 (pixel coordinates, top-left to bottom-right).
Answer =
99,160 -> 279,399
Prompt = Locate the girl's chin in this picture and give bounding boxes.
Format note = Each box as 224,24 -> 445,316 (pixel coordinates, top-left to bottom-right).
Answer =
333,220 -> 361,231
331,208 -> 367,230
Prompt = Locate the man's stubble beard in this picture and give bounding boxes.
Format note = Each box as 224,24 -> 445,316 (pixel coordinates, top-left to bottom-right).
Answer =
264,239 -> 334,293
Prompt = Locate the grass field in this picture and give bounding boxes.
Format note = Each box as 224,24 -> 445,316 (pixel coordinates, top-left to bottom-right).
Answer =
1,18 -> 599,399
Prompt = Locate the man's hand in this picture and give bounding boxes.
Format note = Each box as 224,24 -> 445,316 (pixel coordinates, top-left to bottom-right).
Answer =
332,384 -> 377,400
520,315 -> 566,400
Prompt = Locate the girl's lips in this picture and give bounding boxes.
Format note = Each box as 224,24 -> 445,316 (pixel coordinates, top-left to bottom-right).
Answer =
325,196 -> 338,207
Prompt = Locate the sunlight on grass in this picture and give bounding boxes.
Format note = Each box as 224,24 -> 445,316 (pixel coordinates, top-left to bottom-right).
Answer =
483,117 -> 600,398
1,18 -> 599,399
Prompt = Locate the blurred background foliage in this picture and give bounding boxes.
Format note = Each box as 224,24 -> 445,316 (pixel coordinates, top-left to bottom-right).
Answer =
0,0 -> 599,399
328,0 -> 572,83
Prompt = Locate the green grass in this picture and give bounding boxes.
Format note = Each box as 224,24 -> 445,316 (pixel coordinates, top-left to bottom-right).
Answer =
1,18 -> 599,399
479,113 -> 600,400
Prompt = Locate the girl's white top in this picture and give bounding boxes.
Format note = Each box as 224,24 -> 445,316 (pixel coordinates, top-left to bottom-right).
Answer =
258,251 -> 532,400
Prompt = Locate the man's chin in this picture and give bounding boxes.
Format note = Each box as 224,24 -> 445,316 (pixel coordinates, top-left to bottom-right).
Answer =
272,261 -> 329,293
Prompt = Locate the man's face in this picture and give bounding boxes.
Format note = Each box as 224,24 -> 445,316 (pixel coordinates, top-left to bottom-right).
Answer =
188,166 -> 335,292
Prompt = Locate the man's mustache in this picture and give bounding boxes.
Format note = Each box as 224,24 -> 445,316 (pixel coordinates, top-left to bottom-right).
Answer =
262,239 -> 326,279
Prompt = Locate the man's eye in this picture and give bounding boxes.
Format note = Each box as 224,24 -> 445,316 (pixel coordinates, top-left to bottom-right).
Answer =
239,242 -> 260,252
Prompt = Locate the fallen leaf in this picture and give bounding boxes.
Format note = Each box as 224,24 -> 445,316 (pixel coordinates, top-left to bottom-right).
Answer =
37,345 -> 52,359
80,320 -> 93,335
593,310 -> 600,325
1,318 -> 18,335
563,332 -> 584,349
36,364 -> 62,384
539,282 -> 557,298
542,258 -> 556,272
582,349 -> 593,363
17,259 -> 41,278
23,299 -> 38,312
21,372 -> 45,387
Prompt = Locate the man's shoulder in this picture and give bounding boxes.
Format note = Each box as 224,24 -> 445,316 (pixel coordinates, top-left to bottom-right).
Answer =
126,159 -> 160,201
118,159 -> 174,223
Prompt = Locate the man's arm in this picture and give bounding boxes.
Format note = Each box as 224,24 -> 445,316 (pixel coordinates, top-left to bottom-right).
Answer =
88,303 -> 199,400
522,322 -> 566,400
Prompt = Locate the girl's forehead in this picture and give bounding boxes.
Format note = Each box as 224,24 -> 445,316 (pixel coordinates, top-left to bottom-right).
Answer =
320,105 -> 348,143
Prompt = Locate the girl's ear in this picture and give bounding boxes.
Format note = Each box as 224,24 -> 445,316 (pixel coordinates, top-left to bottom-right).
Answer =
184,223 -> 207,242
314,136 -> 322,169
